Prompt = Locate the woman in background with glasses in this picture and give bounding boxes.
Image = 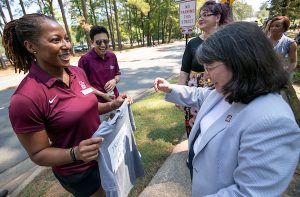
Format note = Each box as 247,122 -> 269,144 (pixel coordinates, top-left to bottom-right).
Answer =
178,0 -> 232,137
78,26 -> 121,122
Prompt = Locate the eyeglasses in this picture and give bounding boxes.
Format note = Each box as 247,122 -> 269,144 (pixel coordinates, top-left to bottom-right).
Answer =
199,13 -> 216,19
95,39 -> 109,45
203,63 -> 222,73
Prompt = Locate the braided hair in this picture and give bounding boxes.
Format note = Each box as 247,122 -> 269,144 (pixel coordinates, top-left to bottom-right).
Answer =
2,13 -> 55,73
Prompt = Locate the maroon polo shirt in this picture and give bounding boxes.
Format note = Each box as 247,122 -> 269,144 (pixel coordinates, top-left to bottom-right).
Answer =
78,49 -> 121,103
9,63 -> 100,176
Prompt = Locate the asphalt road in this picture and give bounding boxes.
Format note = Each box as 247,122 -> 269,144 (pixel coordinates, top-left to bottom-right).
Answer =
0,41 -> 185,195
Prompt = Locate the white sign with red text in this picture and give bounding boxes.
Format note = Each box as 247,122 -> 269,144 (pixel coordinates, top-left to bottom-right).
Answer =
179,0 -> 196,34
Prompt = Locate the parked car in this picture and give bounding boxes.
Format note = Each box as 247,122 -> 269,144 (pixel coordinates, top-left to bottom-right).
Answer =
74,45 -> 88,52
0,53 -> 9,68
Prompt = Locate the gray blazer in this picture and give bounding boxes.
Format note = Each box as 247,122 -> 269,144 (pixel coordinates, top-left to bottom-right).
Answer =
166,85 -> 300,197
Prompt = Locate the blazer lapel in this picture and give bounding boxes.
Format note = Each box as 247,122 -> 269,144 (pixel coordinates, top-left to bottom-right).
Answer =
188,91 -> 223,148
193,102 -> 246,156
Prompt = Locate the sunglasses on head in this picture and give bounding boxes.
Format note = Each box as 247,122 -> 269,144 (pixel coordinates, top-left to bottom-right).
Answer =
95,39 -> 109,45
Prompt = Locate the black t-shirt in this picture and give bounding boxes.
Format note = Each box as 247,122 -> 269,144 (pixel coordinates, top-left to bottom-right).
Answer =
181,36 -> 205,73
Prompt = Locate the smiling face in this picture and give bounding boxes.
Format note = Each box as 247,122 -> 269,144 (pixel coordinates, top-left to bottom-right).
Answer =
26,19 -> 71,72
269,19 -> 285,36
92,33 -> 109,58
203,61 -> 232,93
198,9 -> 220,33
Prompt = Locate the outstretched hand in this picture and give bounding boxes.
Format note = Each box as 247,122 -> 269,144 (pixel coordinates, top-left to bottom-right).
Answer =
154,77 -> 172,93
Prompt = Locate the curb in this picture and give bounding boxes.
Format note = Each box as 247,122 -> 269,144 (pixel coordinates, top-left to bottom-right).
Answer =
0,157 -> 45,197
139,139 -> 191,197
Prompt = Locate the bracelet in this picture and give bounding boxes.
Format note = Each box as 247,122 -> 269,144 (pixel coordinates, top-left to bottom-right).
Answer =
70,147 -> 78,162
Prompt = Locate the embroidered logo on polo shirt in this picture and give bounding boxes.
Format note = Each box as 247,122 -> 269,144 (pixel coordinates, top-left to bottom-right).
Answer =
225,115 -> 232,122
49,95 -> 57,104
79,81 -> 87,89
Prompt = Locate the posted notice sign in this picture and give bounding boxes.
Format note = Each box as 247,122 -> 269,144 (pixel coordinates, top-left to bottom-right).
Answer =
179,0 -> 196,34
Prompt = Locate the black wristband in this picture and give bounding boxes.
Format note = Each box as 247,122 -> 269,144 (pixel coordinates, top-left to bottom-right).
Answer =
70,147 -> 77,162
115,78 -> 119,84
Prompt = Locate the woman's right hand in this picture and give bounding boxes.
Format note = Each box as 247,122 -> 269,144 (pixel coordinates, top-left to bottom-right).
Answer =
154,77 -> 172,93
75,137 -> 104,162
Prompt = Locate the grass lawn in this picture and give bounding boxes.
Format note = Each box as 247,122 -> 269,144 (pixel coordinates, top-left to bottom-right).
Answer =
17,81 -> 185,197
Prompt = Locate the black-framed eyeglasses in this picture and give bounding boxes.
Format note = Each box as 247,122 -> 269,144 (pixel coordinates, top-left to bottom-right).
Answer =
95,39 -> 109,45
199,13 -> 216,19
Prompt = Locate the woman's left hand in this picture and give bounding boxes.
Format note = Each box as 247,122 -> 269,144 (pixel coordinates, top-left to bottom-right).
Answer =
75,137 -> 104,162
104,79 -> 117,92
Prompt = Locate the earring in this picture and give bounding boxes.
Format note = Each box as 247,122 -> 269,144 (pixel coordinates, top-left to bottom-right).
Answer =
215,22 -> 219,28
33,51 -> 37,54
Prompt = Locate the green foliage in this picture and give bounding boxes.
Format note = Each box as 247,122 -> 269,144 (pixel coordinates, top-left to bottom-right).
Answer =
232,0 -> 254,21
268,0 -> 300,19
256,1 -> 269,24
128,0 -> 150,16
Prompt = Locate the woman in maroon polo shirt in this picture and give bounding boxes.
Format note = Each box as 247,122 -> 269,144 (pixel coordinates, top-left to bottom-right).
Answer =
3,13 -> 128,197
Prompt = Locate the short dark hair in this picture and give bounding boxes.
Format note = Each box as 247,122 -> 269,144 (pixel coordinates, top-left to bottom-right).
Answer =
200,0 -> 232,26
269,16 -> 290,32
2,13 -> 56,73
89,26 -> 109,41
196,22 -> 289,104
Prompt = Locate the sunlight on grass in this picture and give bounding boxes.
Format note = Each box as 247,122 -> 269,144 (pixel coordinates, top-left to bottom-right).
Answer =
129,92 -> 184,196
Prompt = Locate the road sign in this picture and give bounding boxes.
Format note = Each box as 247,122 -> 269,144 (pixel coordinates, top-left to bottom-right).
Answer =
179,0 -> 196,34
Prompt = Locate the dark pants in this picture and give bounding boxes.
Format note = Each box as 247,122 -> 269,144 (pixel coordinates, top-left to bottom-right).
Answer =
53,164 -> 101,197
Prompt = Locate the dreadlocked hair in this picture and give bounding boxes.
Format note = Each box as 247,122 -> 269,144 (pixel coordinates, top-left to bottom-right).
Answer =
2,13 -> 54,73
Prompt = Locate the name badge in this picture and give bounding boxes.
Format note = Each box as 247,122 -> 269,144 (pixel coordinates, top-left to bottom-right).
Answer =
81,87 -> 93,95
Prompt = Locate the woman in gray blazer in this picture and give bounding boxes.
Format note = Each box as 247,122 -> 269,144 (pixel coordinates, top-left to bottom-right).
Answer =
154,22 -> 300,197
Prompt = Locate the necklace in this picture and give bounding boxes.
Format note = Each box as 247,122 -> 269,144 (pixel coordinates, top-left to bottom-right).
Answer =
199,34 -> 207,40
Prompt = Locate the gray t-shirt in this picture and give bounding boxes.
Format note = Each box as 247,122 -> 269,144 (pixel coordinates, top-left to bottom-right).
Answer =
93,99 -> 144,197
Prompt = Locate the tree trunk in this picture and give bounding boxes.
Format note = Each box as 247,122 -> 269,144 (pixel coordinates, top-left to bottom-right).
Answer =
19,0 -> 27,15
81,0 -> 91,48
104,0 -> 115,50
157,8 -> 161,45
112,0 -> 122,50
89,0 -> 97,25
146,16 -> 151,46
0,4 -> 7,24
47,0 -> 55,19
37,0 -> 44,13
125,6 -> 133,47
58,0 -> 74,55
4,0 -> 13,20
108,0 -> 116,50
